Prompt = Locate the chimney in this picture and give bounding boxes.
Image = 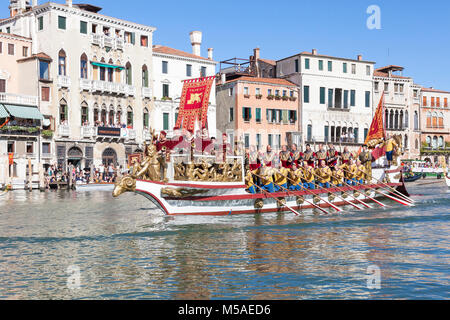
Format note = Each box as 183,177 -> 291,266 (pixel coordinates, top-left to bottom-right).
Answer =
357,54 -> 362,61
189,31 -> 202,56
312,49 -> 317,55
66,0 -> 72,7
221,73 -> 226,84
208,48 -> 213,60
254,48 -> 260,61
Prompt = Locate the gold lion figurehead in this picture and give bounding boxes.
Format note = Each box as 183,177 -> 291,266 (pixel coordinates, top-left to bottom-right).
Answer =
112,176 -> 136,198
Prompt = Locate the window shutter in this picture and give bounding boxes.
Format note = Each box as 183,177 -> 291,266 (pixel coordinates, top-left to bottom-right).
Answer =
266,109 -> 269,120
294,111 -> 297,121
242,107 -> 245,120
131,32 -> 135,45
249,108 -> 252,119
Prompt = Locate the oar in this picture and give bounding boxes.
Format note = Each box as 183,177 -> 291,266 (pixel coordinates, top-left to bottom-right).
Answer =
251,182 -> 301,216
309,171 -> 364,210
252,172 -> 329,215
350,166 -> 414,204
342,168 -> 413,207
339,178 -> 387,208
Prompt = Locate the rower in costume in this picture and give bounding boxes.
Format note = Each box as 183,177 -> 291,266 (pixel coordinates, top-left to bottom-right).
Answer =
289,163 -> 303,191
327,144 -> 339,168
304,144 -> 316,168
279,145 -> 293,169
302,160 -> 315,189
290,144 -> 304,167
315,160 -> 332,189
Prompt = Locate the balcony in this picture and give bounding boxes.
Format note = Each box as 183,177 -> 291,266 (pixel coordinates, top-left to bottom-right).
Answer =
0,125 -> 40,137
91,34 -> 125,50
88,80 -> 133,96
103,35 -> 114,48
79,78 -> 92,91
57,75 -> 71,88
125,85 -> 136,96
127,129 -> 136,140
116,38 -> 124,50
81,126 -> 96,139
327,106 -> 350,112
0,93 -> 38,106
143,129 -> 152,141
142,87 -> 152,98
58,125 -> 70,137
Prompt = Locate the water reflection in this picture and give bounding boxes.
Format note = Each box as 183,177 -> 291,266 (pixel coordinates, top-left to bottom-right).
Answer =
0,182 -> 449,299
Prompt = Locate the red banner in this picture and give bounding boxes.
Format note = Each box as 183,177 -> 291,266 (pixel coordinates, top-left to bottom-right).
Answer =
8,153 -> 14,165
174,76 -> 215,133
365,93 -> 386,145
128,153 -> 142,167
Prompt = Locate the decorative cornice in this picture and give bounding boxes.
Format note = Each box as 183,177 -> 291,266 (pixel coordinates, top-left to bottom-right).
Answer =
153,52 -> 217,65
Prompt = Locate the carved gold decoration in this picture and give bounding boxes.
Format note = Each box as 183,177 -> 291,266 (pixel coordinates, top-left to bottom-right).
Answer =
365,190 -> 372,196
160,187 -> 209,198
277,197 -> 286,208
354,190 -> 361,198
342,192 -> 349,199
113,176 -> 136,197
296,196 -> 305,205
313,196 -> 321,204
254,199 -> 264,209
328,193 -> 336,202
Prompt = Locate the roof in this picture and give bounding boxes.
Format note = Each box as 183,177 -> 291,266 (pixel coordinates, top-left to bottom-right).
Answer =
17,52 -> 52,62
225,76 -> 297,87
153,45 -> 212,62
259,58 -> 276,66
73,4 -> 103,13
373,70 -> 411,79
278,50 -> 375,64
376,65 -> 404,73
0,32 -> 32,41
421,87 -> 450,94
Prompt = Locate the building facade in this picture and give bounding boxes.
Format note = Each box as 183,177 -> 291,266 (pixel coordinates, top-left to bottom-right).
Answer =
216,76 -> 300,150
420,88 -> 450,163
0,0 -> 156,171
276,49 -> 375,151
373,65 -> 421,160
152,32 -> 217,138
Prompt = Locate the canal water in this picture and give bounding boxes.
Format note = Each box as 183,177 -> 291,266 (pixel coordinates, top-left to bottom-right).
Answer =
0,181 -> 449,300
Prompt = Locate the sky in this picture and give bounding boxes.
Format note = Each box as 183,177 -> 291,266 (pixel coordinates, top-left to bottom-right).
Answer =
2,0 -> 450,90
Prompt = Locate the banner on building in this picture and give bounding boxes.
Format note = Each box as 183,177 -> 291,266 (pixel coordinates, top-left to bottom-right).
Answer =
8,153 -> 14,165
174,76 -> 215,133
365,93 -> 386,147
97,127 -> 121,137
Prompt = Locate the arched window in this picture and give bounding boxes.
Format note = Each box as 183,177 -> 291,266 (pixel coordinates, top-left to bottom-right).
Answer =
109,108 -> 115,126
414,111 -> 419,130
385,109 -> 389,129
432,112 -> 438,128
143,107 -> 149,128
426,112 -> 432,128
399,111 -> 404,130
93,104 -> 99,125
59,99 -> 68,124
126,62 -> 132,85
404,135 -> 408,150
81,101 -> 88,125
102,148 -> 117,166
116,107 -> 122,125
394,110 -> 399,129
432,136 -> 438,149
438,136 -> 444,148
389,110 -> 394,129
80,53 -> 88,79
127,106 -> 133,128
426,136 -> 431,147
101,105 -> 107,125
99,58 -> 106,81
415,139 -> 419,150
142,65 -> 149,88
438,112 -> 444,128
307,123 -> 312,142
405,110 -> 409,128
59,49 -> 67,76
108,59 -> 114,82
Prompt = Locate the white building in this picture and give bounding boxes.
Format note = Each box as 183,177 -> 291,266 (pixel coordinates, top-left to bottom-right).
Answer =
276,49 -> 375,151
152,31 -> 217,138
0,0 -> 155,170
373,65 -> 421,159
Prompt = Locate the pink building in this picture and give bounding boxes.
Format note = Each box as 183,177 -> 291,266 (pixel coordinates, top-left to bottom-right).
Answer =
216,76 -> 300,150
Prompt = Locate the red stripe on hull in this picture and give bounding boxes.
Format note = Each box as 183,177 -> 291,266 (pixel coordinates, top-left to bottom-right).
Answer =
136,179 -> 246,189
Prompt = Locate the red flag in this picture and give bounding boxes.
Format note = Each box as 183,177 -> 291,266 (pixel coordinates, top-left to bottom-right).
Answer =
174,76 -> 215,133
365,93 -> 386,145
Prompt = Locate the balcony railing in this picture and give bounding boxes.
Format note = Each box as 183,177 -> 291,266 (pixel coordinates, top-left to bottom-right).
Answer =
57,75 -> 71,88
85,79 -> 134,96
91,34 -> 125,50
127,129 -> 136,140
125,84 -> 136,96
81,126 -> 96,139
58,125 -> 70,137
0,93 -> 38,106
79,78 -> 91,91
142,87 -> 152,98
327,106 -> 350,112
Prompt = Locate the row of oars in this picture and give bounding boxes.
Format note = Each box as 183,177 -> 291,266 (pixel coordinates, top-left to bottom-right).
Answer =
249,166 -> 414,216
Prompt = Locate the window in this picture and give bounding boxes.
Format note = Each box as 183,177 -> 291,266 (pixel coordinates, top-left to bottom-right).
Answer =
431,97 -> 435,107
38,16 -> 44,30
364,128 -> 369,142
59,103 -> 68,123
414,111 -> 419,130
80,54 -> 88,79
8,43 -> 14,55
268,89 -> 272,96
0,79 -> 5,93
243,107 -> 251,122
394,83 -> 399,93
0,42 -> 2,54
289,110 -> 297,124
42,143 -> 51,154
6,27 -> 10,34
365,91 -> 370,108
201,66 -> 207,77
142,65 -> 149,87
126,62 -> 132,85
343,63 -> 347,73
366,65 -> 371,76
305,58 -> 310,70
58,16 -> 66,30
304,86 -> 310,103
124,32 -> 135,45
163,113 -> 169,130
436,97 -> 440,107
22,46 -> 28,57
143,108 -> 149,128
39,61 -> 49,80
100,67 -> 106,81
294,59 -> 299,72
413,89 -> 418,98
374,82 -> 379,92
423,96 -> 427,106
41,86 -> 50,101
351,64 -> 356,74
275,90 -> 280,97
320,87 -> 325,104
7,141 -> 15,153
256,134 -> 261,149
244,87 -> 249,95
229,108 -> 234,122
162,61 -> 168,74
328,61 -> 332,71
58,50 -> 66,76
384,83 -> 389,92
255,108 -> 261,123
268,134 -> 273,147
350,90 -> 356,107
328,89 -> 333,108
282,90 -> 287,97
343,90 -> 349,108
140,35 -> 148,47
290,90 -> 294,97
80,21 -> 87,34
229,88 -> 233,96
318,60 -> 323,71
256,88 -> 261,96
127,107 -> 134,127
445,98 -> 448,108
186,64 -> 192,77
81,105 -> 88,125
162,84 -> 169,98
307,125 -> 312,142
324,126 -> 329,143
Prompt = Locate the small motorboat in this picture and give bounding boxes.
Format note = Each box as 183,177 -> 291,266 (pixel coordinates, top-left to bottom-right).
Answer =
404,173 -> 422,183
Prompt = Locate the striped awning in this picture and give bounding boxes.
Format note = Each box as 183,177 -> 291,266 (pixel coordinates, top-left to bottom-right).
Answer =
91,62 -> 125,70
1,104 -> 44,120
0,104 -> 9,118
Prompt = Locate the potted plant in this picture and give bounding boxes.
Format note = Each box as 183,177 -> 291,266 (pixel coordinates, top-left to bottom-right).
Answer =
282,96 -> 289,101
255,94 -> 263,99
289,96 -> 297,102
275,95 -> 281,100
244,94 -> 250,99
42,130 -> 54,139
267,95 -> 275,100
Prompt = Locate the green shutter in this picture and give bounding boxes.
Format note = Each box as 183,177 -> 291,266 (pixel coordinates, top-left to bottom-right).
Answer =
163,113 -> 169,130
320,87 -> 325,104
131,32 -> 135,45
319,60 -> 323,70
304,86 -> 309,103
249,108 -> 252,120
282,110 -> 288,124
344,90 -> 349,108
266,109 -> 269,120
38,17 -> 43,30
58,16 -> 66,30
256,108 -> 261,122
80,21 -> 87,34
328,89 -> 333,108
305,58 -> 310,70
365,91 -> 370,107
351,90 -> 356,106
294,111 -> 297,121
242,107 -> 245,120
